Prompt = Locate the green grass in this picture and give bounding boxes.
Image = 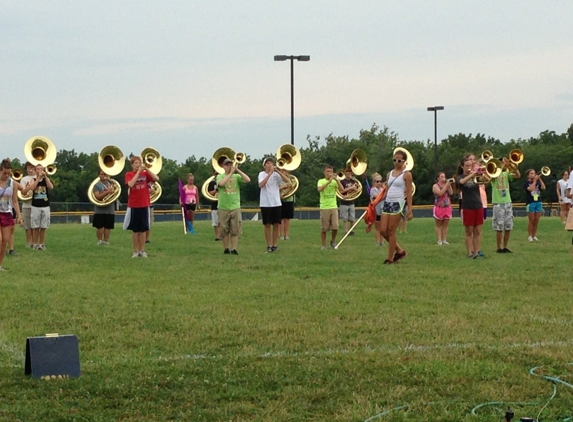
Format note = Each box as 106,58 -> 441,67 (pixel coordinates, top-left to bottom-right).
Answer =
1,216 -> 572,421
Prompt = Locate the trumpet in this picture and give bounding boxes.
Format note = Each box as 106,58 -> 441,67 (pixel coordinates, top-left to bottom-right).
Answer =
538,166 -> 551,177
446,177 -> 456,184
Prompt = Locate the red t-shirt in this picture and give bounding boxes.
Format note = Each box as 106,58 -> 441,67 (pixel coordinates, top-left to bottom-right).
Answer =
125,171 -> 154,208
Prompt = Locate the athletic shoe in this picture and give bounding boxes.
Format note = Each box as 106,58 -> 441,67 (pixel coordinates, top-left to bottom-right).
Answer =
32,244 -> 39,250
437,240 -> 442,245
533,236 -> 539,241
502,248 -> 513,253
224,248 -> 230,255
97,240 -> 103,245
383,259 -> 394,264
266,246 -> 273,253
38,244 -> 46,251
473,254 -> 481,259
496,248 -> 504,253
393,250 -> 408,262
528,236 -> 533,242
467,253 -> 474,259
230,250 -> 238,255
145,240 -> 151,244
321,246 -> 327,250
279,236 -> 285,240
0,266 -> 5,271
348,231 -> 355,236
330,241 -> 337,249
8,250 -> 15,255
285,236 -> 290,240
140,251 -> 148,258
102,241 -> 109,245
477,250 -> 484,257
441,240 -> 450,245
271,246 -> 277,252
132,252 -> 139,258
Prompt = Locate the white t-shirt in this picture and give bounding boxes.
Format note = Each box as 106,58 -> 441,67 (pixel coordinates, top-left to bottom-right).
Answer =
558,179 -> 571,204
258,171 -> 282,207
20,175 -> 35,209
566,177 -> 573,201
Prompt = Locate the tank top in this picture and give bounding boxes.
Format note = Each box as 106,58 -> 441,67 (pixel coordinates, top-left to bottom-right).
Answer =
434,184 -> 451,208
385,171 -> 406,202
183,185 -> 198,204
0,178 -> 14,213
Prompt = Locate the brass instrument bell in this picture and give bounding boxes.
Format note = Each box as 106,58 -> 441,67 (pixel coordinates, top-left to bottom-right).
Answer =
46,164 -> 57,176
539,166 -> 551,177
149,181 -> 162,203
24,136 -> 57,166
99,145 -> 125,176
509,149 -> 523,165
276,144 -> 301,171
11,169 -> 23,181
140,147 -> 162,174
348,149 -> 367,176
481,150 -> 493,163
201,175 -> 218,202
211,147 -> 245,173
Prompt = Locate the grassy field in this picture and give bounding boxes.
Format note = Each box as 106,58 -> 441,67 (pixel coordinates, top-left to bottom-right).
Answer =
0,216 -> 572,421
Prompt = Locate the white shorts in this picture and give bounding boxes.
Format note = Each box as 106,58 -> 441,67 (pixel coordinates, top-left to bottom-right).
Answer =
31,206 -> 50,229
211,210 -> 219,227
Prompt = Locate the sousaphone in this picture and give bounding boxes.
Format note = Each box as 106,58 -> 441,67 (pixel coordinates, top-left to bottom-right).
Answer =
24,136 -> 57,167
88,146 -> 125,207
140,147 -> 163,203
336,149 -> 367,201
276,144 -> 301,200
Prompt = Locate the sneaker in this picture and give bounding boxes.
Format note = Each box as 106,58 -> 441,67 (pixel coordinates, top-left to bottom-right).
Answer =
140,251 -> 148,258
348,231 -> 355,236
145,240 -> 151,244
393,250 -> 408,262
102,241 -> 109,245
0,266 -> 5,271
32,244 -> 39,250
383,259 -> 394,264
473,254 -> 481,259
321,246 -> 327,250
330,241 -> 337,249
271,246 -> 277,252
441,240 -> 450,245
215,238 -> 221,241
533,236 -> 539,241
224,248 -> 230,255
266,246 -> 273,253
502,248 -> 513,253
97,240 -> 103,245
437,240 -> 442,245
38,244 -> 46,251
467,253 -> 474,259
528,236 -> 533,242
279,236 -> 285,240
8,250 -> 15,255
477,250 -> 484,257
285,236 -> 290,240
230,250 -> 238,255
496,248 -> 504,253
132,252 -> 139,258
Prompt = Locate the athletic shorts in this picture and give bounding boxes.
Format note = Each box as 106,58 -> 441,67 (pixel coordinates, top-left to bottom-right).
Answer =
339,204 -> 355,222
526,202 -> 543,213
0,212 -> 15,228
31,206 -> 50,229
185,203 -> 197,212
462,208 -> 484,227
320,208 -> 339,232
261,206 -> 282,225
492,203 -> 513,231
123,207 -> 150,233
382,201 -> 404,215
93,213 -> 115,230
433,206 -> 452,220
281,201 -> 294,220
211,210 -> 219,227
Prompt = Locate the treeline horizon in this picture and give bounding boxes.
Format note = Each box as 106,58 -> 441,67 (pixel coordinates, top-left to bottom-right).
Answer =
10,123 -> 573,207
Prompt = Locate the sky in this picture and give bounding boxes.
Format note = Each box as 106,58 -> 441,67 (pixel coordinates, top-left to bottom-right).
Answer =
1,1 -> 572,164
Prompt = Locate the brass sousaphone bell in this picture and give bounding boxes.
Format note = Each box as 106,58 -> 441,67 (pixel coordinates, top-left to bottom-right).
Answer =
203,147 -> 246,201
336,149 -> 367,201
276,144 -> 301,200
140,147 -> 163,204
21,136 -> 57,201
88,146 -> 125,207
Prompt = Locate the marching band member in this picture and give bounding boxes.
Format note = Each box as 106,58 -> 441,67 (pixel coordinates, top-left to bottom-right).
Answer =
0,159 -> 23,270
124,156 -> 159,258
524,169 -> 545,242
317,165 -> 344,249
182,173 -> 199,234
92,169 -> 116,245
457,157 -> 483,259
279,169 -> 294,240
379,150 -> 413,264
339,168 -> 358,236
22,164 -> 54,250
207,170 -> 221,241
369,172 -> 384,247
217,158 -> 251,255
259,157 -> 290,253
19,162 -> 35,248
557,170 -> 571,224
432,172 -> 453,246
491,157 -> 520,253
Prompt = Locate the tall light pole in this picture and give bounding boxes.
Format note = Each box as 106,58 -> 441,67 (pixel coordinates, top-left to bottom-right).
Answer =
427,106 -> 444,175
274,55 -> 310,145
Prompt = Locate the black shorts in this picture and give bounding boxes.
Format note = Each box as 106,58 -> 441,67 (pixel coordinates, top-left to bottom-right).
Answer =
185,203 -> 197,212
93,213 -> 115,230
261,206 -> 282,225
281,201 -> 294,219
125,207 -> 150,233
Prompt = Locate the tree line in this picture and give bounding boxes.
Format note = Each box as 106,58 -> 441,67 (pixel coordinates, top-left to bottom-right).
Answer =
11,123 -> 573,208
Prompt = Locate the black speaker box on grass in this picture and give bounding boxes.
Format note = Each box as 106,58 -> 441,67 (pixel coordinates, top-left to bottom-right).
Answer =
25,334 -> 80,379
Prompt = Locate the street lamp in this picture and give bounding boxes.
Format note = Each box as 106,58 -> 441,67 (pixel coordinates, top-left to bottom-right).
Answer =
427,106 -> 444,175
274,55 -> 311,145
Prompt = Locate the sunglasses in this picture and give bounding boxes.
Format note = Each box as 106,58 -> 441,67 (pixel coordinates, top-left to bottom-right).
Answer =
374,180 -> 382,183
393,159 -> 405,163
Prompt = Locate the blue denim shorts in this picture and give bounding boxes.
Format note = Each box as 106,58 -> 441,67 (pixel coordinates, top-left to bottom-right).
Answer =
526,201 -> 542,213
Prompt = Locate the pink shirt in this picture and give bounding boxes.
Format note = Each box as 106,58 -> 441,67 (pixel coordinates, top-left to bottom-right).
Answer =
183,185 -> 198,204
